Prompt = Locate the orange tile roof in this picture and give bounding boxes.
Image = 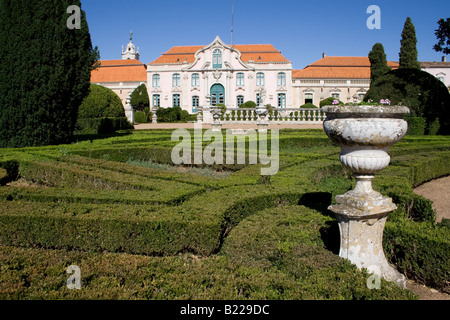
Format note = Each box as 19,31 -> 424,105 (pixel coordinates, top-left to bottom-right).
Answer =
150,44 -> 290,64
91,59 -> 147,83
293,57 -> 399,79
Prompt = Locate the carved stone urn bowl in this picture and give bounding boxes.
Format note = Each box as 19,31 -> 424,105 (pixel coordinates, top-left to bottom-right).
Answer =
321,105 -> 410,287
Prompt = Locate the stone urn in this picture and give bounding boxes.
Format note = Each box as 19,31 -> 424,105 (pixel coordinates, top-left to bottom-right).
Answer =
255,106 -> 269,131
152,107 -> 159,124
210,106 -> 223,132
321,105 -> 410,287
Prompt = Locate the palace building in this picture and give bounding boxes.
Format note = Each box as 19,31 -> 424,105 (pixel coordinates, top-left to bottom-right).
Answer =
91,34 -> 147,104
96,35 -> 450,116
147,36 -> 293,113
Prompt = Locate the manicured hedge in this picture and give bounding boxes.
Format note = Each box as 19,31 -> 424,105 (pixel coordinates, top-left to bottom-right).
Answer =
74,117 -> 133,135
405,116 -> 426,135
0,129 -> 449,299
384,220 -> 450,294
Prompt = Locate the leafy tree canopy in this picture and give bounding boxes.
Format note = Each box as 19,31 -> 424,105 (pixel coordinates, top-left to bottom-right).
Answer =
364,68 -> 450,134
433,18 -> 450,55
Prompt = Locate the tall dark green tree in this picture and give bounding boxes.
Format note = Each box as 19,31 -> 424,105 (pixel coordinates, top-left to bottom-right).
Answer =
0,0 -> 99,148
399,17 -> 421,69
130,84 -> 150,113
369,43 -> 390,83
433,18 -> 450,55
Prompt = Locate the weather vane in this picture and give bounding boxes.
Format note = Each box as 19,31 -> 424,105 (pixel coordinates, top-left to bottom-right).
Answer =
130,30 -> 133,42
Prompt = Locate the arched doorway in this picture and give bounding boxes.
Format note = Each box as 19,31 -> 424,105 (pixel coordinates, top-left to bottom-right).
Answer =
211,84 -> 225,106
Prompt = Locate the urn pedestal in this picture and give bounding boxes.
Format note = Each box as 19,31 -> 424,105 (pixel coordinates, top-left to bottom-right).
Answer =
152,107 -> 159,124
256,106 -> 269,131
322,105 -> 410,288
210,106 -> 223,132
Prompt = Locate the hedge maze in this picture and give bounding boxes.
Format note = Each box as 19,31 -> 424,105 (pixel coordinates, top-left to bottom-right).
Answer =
0,130 -> 448,299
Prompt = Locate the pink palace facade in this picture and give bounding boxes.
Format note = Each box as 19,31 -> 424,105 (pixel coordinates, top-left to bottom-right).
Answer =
147,36 -> 293,113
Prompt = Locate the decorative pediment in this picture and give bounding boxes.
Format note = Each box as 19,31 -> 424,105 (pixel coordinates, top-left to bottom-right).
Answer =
184,35 -> 253,71
303,88 -> 315,93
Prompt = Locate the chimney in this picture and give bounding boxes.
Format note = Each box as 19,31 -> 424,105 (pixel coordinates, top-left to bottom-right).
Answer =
322,52 -> 327,58
442,56 -> 447,62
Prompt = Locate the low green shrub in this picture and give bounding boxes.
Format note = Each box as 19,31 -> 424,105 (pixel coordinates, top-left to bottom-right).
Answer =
405,116 -> 426,135
74,117 -> 133,135
427,118 -> 441,135
384,219 -> 450,294
134,111 -> 148,124
300,103 -> 318,109
0,160 -> 19,186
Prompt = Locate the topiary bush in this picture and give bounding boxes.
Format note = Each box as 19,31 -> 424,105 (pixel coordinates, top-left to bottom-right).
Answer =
78,84 -> 125,119
300,103 -> 318,109
134,111 -> 148,124
320,97 -> 344,107
365,68 -> 450,135
404,116 -> 426,135
240,101 -> 257,109
156,107 -> 191,123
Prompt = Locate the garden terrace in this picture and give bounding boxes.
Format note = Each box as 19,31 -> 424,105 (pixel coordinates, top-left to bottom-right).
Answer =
0,129 -> 448,299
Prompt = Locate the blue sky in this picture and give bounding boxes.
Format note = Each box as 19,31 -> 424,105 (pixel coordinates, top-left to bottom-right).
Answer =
82,0 -> 450,70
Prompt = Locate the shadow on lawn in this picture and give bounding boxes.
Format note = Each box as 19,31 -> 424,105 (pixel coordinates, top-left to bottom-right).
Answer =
299,192 -> 340,255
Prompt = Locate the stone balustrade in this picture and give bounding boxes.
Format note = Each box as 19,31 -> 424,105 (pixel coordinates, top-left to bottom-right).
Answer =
200,107 -> 325,125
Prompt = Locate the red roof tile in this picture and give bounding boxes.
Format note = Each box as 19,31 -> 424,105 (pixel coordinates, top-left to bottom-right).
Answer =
150,44 -> 289,64
293,57 -> 399,79
91,59 -> 147,83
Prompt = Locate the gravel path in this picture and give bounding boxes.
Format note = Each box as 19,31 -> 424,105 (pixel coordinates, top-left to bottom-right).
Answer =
414,175 -> 450,223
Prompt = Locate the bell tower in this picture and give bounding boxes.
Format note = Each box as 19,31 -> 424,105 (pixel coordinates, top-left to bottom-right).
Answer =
122,30 -> 140,60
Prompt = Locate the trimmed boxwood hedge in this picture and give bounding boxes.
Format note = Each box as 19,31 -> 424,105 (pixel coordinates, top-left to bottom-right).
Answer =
74,117 -> 133,135
0,129 -> 449,299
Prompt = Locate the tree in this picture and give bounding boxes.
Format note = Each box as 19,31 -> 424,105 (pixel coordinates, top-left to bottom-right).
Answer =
130,84 -> 150,113
364,68 -> 450,135
399,17 -> 421,70
0,0 -> 99,148
369,43 -> 390,83
433,18 -> 450,55
77,84 -> 125,119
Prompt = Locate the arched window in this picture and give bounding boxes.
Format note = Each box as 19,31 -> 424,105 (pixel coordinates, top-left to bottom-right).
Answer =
277,72 -> 286,86
192,73 -> 200,87
213,49 -> 222,69
152,74 -> 160,88
172,73 -> 180,87
236,73 -> 245,87
256,72 -> 265,86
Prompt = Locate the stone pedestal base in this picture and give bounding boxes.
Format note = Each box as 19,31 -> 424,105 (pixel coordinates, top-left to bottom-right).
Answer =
211,123 -> 222,132
328,175 -> 406,288
257,122 -> 268,132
